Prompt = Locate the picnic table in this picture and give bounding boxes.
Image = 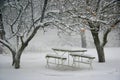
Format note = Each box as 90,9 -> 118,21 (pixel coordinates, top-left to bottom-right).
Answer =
46,47 -> 95,69
52,48 -> 87,65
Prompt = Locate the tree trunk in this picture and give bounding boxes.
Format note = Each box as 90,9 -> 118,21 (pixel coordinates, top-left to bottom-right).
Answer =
91,32 -> 105,62
0,10 -> 5,39
13,50 -> 23,69
0,9 -> 5,54
14,45 -> 26,69
88,21 -> 105,62
80,30 -> 87,48
14,55 -> 21,69
12,53 -> 16,66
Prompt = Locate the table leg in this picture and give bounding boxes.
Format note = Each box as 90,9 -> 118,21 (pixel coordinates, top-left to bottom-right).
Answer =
68,52 -> 70,65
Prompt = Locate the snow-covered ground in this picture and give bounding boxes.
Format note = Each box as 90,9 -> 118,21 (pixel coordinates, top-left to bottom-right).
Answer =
0,47 -> 120,80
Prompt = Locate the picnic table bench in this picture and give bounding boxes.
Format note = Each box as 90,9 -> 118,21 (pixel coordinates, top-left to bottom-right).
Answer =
46,54 -> 67,67
69,53 -> 95,68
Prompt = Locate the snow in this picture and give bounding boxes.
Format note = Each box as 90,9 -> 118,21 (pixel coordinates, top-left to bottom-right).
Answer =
0,47 -> 120,80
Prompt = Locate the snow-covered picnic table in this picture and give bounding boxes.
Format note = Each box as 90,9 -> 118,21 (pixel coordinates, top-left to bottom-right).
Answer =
52,48 -> 87,65
45,47 -> 95,68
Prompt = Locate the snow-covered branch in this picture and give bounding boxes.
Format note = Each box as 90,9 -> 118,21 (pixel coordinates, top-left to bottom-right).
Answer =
0,39 -> 16,53
72,15 -> 108,24
10,1 -> 30,33
100,0 -> 117,13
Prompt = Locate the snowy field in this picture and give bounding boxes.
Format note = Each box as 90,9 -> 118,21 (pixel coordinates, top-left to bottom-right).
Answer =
0,47 -> 120,80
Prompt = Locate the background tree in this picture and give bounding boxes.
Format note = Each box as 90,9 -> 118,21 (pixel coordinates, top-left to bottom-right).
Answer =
47,0 -> 120,62
71,0 -> 119,62
80,28 -> 86,48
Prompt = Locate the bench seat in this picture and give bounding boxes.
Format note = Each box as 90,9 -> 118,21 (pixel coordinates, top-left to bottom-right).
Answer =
69,53 -> 95,68
46,54 -> 67,60
70,53 -> 95,59
46,54 -> 67,67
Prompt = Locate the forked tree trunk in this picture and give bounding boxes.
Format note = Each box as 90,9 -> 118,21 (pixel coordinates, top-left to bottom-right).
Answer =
11,51 -> 22,69
91,32 -> 105,62
14,44 -> 27,69
88,21 -> 105,62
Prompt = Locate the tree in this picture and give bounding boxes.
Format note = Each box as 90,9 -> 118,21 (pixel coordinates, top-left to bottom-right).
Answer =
48,0 -> 120,62
84,0 -> 120,62
0,0 -> 49,69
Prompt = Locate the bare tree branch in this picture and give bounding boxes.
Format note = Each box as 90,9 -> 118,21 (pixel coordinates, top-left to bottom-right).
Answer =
102,19 -> 120,47
10,1 -> 30,33
0,39 -> 16,54
40,0 -> 48,22
100,0 -> 117,13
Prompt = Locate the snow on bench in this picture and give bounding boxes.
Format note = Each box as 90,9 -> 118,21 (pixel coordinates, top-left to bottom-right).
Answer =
69,53 -> 95,69
46,54 -> 67,60
70,53 -> 95,59
46,54 -> 67,67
